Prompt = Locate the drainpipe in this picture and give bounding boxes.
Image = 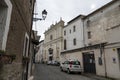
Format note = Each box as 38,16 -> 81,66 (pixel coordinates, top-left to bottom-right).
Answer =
102,44 -> 107,77
27,0 -> 36,80
82,19 -> 85,47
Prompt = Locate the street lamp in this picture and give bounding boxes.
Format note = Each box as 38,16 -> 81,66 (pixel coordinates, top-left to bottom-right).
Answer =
32,9 -> 47,44
33,9 -> 47,21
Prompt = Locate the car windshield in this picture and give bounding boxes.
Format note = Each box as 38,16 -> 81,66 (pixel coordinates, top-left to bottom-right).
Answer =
69,61 -> 80,65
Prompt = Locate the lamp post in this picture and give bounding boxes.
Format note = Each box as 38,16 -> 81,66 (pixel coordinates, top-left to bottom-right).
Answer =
32,9 -> 47,45
33,9 -> 47,21
32,9 -> 47,63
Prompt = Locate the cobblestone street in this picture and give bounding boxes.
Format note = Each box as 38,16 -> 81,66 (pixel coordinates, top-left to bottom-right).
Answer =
34,64 -> 111,80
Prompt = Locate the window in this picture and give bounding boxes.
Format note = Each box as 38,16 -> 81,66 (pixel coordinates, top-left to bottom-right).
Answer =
64,39 -> 67,50
23,33 -> 29,56
70,61 -> 80,65
64,61 -> 69,64
69,29 -> 71,33
117,48 -> 120,69
87,20 -> 90,27
50,35 -> 53,40
25,38 -> 28,56
73,25 -> 76,32
49,48 -> 53,55
64,30 -> 66,35
73,38 -> 76,46
88,31 -> 91,39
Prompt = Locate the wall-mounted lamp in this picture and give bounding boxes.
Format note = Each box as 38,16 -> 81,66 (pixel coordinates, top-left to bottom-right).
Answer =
33,9 -> 47,21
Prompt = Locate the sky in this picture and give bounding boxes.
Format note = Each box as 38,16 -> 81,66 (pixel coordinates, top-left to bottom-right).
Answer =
32,0 -> 112,40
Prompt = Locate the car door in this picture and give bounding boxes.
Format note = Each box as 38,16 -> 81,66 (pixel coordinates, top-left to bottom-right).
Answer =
64,61 -> 69,71
62,61 -> 66,71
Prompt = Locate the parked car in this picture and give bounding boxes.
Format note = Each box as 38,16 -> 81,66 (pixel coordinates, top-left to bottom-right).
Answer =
47,61 -> 52,65
52,61 -> 60,66
60,60 -> 82,74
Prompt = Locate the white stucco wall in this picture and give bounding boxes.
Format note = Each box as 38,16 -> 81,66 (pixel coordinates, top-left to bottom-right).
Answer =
105,44 -> 120,79
93,49 -> 106,76
61,48 -> 106,75
63,16 -> 84,51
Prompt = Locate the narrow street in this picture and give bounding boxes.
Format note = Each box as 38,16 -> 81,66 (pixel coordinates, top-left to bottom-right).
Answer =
34,64 -> 110,80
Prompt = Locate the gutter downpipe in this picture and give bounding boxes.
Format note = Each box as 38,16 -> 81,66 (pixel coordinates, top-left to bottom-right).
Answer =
82,19 -> 85,47
27,0 -> 36,80
103,44 -> 107,77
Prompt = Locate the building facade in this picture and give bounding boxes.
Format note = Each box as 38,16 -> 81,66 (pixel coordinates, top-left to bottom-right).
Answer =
83,0 -> 120,79
61,15 -> 85,64
61,0 -> 120,79
44,19 -> 64,63
0,0 -> 36,80
35,40 -> 44,63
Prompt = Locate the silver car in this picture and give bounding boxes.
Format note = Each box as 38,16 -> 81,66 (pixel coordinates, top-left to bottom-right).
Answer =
60,60 -> 82,74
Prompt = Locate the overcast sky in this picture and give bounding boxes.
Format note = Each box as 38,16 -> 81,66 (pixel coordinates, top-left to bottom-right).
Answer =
33,0 -> 112,40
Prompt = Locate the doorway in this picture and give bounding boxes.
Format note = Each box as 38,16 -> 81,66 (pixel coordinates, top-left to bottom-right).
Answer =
83,52 -> 96,74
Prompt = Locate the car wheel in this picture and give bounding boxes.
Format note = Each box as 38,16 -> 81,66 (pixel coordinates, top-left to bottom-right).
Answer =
60,67 -> 63,71
67,69 -> 71,74
78,72 -> 81,74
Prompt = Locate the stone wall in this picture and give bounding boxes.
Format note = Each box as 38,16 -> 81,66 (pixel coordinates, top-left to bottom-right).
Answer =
0,0 -> 35,80
1,64 -> 22,80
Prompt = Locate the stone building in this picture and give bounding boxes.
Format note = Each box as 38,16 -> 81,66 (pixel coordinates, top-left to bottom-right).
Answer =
83,0 -> 120,79
60,0 -> 120,79
44,19 -> 64,63
0,0 -> 36,80
35,40 -> 44,63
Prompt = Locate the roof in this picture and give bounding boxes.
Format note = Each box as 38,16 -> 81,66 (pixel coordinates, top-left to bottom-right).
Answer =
64,14 -> 85,28
68,14 -> 85,24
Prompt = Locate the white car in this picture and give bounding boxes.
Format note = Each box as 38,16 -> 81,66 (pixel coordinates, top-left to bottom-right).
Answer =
60,60 -> 82,74
47,61 -> 52,65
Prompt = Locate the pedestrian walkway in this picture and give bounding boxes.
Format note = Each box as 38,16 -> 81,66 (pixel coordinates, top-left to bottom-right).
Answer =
82,73 -> 115,80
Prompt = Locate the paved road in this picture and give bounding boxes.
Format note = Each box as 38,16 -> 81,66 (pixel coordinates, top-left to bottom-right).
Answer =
34,64 -> 111,80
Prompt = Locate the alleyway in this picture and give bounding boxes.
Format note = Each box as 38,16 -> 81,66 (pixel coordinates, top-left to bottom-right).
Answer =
34,64 -> 111,80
